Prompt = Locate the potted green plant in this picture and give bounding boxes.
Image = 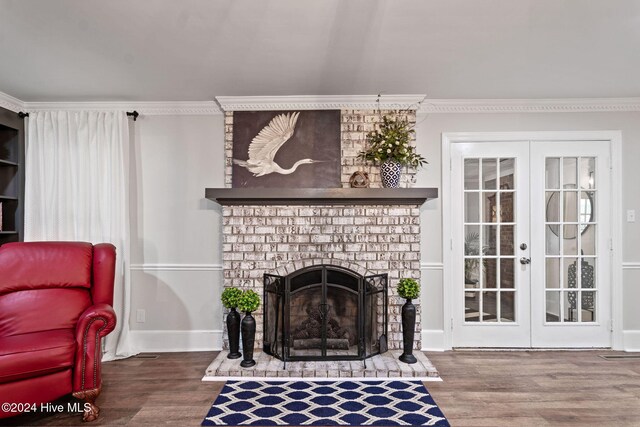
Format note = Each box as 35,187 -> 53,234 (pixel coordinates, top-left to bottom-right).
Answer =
237,289 -> 261,368
221,287 -> 243,359
464,231 -> 490,287
359,114 -> 427,188
397,278 -> 420,364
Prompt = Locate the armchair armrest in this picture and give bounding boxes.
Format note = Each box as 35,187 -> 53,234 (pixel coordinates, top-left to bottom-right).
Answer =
72,304 -> 117,394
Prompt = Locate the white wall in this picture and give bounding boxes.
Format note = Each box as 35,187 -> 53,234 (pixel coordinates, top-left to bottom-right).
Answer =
415,111 -> 640,351
128,114 -> 226,352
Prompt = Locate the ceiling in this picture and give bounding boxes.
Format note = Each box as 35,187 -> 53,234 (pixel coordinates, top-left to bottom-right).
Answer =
1,0 -> 639,102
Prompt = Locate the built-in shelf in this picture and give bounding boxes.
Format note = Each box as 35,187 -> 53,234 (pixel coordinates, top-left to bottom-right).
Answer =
205,187 -> 438,206
0,159 -> 18,167
0,108 -> 25,246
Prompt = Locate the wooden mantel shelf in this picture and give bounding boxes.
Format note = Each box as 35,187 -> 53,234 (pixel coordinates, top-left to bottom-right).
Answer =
205,187 -> 438,206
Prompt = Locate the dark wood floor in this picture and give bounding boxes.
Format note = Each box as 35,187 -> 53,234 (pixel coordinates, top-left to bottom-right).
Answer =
1,350 -> 639,426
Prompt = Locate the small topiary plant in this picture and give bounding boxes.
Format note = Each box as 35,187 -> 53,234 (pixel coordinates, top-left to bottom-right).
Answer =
221,287 -> 243,309
397,278 -> 420,300
237,289 -> 261,313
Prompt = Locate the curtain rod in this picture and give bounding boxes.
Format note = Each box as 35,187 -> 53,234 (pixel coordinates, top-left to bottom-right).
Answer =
18,111 -> 139,121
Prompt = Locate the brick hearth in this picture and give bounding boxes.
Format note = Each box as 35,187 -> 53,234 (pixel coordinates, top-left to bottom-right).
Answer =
203,350 -> 439,380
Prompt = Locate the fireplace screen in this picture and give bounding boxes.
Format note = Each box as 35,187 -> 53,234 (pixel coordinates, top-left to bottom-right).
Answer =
263,265 -> 388,362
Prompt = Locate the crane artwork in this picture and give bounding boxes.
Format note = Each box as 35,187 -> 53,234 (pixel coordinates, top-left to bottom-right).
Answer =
233,112 -> 320,177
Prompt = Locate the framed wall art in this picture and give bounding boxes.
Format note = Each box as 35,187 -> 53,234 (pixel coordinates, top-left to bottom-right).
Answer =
232,110 -> 341,188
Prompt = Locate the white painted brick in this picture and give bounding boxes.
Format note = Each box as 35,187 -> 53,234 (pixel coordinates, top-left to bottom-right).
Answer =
243,235 -> 266,243
331,217 -> 354,225
254,226 -> 277,234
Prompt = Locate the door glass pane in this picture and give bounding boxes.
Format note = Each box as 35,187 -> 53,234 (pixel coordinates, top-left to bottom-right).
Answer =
581,225 -> 596,256
582,191 -> 596,223
564,291 -> 579,322
482,159 -> 497,189
465,291 -> 480,322
546,291 -> 560,322
464,192 -> 480,222
484,259 -> 497,288
581,291 -> 596,322
580,157 -> 596,189
562,226 -> 578,254
499,158 -> 515,188
501,291 -> 515,322
500,258 -> 514,288
464,159 -> 479,190
465,260 -> 481,288
545,258 -> 560,288
581,258 -> 596,289
563,257 -> 579,288
500,192 -> 514,222
500,225 -> 514,255
546,158 -> 560,189
563,191 -> 579,223
482,225 -> 497,255
563,158 -> 577,186
483,192 -> 498,222
483,291 -> 498,321
464,225 -> 480,255
546,227 -> 560,255
546,191 -> 560,222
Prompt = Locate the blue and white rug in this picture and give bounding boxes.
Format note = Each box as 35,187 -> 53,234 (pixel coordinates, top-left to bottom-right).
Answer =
202,380 -> 449,426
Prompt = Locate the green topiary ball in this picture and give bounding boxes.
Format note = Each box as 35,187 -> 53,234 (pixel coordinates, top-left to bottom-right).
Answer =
237,289 -> 261,313
221,287 -> 243,309
397,278 -> 420,300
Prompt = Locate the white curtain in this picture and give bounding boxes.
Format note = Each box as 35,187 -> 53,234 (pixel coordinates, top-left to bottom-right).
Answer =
25,111 -> 135,361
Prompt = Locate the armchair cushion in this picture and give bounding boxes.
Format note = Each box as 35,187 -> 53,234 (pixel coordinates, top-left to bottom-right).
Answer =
0,329 -> 75,384
0,242 -> 93,294
0,288 -> 92,337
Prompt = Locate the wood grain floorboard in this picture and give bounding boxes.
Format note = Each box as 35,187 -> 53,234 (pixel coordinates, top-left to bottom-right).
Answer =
427,350 -> 640,427
1,350 -> 639,426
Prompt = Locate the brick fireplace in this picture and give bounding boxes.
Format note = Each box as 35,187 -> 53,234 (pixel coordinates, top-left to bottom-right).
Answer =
208,106 -> 437,355
216,199 -> 426,352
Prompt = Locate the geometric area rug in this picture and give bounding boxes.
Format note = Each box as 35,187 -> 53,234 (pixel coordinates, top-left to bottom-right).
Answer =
202,380 -> 450,426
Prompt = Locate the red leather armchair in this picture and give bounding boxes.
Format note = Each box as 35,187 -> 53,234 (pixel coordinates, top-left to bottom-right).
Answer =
0,242 -> 117,422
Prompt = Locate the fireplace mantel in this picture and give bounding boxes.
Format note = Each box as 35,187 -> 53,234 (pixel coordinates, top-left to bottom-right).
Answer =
205,187 -> 438,206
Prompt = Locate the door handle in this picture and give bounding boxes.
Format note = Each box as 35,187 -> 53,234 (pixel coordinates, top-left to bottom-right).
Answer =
520,257 -> 531,265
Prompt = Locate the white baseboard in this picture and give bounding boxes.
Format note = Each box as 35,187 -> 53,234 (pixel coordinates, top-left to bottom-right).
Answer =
421,330 -> 446,351
130,330 -> 223,352
623,331 -> 640,352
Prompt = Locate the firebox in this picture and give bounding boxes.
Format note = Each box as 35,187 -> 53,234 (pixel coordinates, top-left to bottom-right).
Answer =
263,265 -> 388,365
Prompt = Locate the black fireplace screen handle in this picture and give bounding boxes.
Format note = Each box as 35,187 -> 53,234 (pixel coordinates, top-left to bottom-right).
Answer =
319,303 -> 330,320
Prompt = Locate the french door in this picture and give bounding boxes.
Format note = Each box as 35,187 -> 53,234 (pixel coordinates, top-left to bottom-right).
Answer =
451,140 -> 611,348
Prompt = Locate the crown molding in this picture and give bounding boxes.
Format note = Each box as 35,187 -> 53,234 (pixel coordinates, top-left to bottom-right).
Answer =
22,101 -> 221,115
215,95 -> 427,111
0,91 -> 25,113
419,98 -> 640,114
4,89 -> 640,116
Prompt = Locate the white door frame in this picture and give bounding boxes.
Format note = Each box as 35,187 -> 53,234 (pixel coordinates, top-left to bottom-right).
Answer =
441,131 -> 623,350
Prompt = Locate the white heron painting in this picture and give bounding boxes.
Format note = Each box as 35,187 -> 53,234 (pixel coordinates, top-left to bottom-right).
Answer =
232,110 -> 341,188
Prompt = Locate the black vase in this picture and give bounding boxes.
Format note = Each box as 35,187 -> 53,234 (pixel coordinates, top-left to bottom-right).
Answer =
240,312 -> 256,368
226,308 -> 242,359
399,299 -> 417,364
